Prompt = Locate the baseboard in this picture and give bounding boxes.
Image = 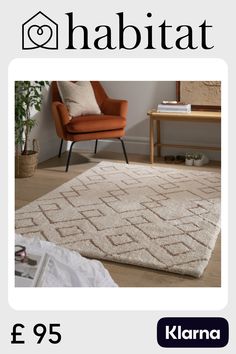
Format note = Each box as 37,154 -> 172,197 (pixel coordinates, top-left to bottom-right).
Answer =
72,136 -> 149,154
71,136 -> 221,161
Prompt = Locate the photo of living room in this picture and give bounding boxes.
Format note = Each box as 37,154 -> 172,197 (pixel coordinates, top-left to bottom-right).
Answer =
15,80 -> 221,288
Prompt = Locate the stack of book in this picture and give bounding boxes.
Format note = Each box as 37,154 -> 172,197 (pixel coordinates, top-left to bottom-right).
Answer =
157,101 -> 191,113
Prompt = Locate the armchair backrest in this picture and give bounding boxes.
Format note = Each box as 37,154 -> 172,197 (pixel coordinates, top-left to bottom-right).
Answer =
51,81 -> 108,140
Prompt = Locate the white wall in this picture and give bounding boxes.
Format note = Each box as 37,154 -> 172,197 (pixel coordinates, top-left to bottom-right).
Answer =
30,86 -> 62,163
32,82 -> 221,162
78,81 -> 221,161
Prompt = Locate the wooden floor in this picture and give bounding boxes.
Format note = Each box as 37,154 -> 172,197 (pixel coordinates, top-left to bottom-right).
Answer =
15,150 -> 221,287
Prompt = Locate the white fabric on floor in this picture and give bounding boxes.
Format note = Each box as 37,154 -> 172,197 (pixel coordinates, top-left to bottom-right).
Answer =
15,234 -> 117,287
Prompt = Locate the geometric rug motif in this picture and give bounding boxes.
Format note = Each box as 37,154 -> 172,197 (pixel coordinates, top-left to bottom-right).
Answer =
15,161 -> 221,278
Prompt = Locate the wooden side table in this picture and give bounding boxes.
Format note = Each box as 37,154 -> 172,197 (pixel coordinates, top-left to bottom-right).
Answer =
148,110 -> 221,163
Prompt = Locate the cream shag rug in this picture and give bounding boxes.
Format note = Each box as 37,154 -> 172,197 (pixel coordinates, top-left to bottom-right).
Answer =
16,161 -> 221,277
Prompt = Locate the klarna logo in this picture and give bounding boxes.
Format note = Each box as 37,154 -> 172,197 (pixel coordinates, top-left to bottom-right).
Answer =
22,11 -> 214,51
157,317 -> 229,348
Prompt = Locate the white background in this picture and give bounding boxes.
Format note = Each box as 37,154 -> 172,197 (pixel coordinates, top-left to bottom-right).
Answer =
8,58 -> 227,312
1,0 -> 235,353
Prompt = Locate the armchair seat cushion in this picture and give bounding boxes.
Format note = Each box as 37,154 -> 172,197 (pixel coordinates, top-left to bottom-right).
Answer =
66,115 -> 126,134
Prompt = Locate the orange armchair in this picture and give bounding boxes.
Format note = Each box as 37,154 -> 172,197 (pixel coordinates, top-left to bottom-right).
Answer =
51,81 -> 129,171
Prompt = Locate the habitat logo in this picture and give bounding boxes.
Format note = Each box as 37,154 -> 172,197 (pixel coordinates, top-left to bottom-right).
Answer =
22,11 -> 58,50
21,11 -> 215,51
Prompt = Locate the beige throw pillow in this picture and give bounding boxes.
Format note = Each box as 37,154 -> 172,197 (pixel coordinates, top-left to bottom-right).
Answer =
57,81 -> 101,117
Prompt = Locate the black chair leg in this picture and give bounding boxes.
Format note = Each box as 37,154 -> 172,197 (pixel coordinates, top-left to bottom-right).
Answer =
58,139 -> 63,158
119,138 -> 129,164
66,141 -> 76,172
94,139 -> 98,154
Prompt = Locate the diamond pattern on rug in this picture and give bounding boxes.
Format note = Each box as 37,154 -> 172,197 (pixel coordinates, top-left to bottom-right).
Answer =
107,233 -> 136,246
15,161 -> 221,278
162,241 -> 191,256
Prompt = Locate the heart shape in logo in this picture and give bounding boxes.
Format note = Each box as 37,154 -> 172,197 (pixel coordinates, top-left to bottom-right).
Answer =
27,24 -> 53,48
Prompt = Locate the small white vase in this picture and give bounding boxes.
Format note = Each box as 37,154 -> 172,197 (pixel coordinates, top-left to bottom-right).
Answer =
194,159 -> 204,167
185,159 -> 194,166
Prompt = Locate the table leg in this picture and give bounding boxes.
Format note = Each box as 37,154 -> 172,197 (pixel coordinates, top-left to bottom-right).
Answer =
156,120 -> 161,158
150,118 -> 154,163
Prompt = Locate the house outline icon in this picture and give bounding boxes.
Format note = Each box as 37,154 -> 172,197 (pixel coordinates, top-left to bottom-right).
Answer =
22,11 -> 58,50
